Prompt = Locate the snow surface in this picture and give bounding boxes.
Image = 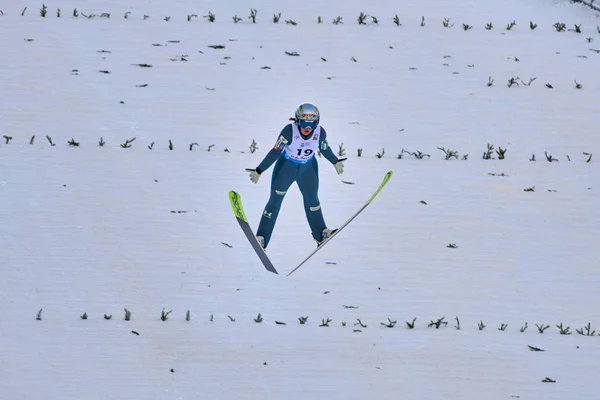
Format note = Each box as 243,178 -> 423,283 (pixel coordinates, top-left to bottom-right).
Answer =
1,1 -> 599,399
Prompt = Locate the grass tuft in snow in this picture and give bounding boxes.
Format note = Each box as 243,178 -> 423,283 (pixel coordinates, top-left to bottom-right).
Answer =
68,138 -> 80,147
520,322 -> 528,332
544,151 -> 558,162
227,315 -> 235,322
3,135 -> 12,144
376,148 -> 385,158
120,137 -> 136,148
249,139 -> 258,153
189,142 -> 199,151
298,316 -> 308,324
357,12 -> 368,25
576,322 -> 595,336
80,312 -> 88,320
406,317 -> 417,329
404,149 -> 430,159
40,4 -> 47,17
485,22 -> 493,30
160,308 -> 172,321
496,146 -> 507,159
442,18 -> 454,28
478,320 -> 486,330
542,377 -> 556,383
428,317 -> 447,329
254,313 -> 263,323
320,318 -> 332,327
530,21 -> 537,30
186,310 -> 190,321
454,317 -> 461,330
554,22 -> 566,32
104,314 -> 112,320
536,324 -> 550,333
556,323 -> 571,335
124,309 -> 131,321
528,345 -> 544,352
248,9 -> 257,23
333,16 -> 343,25
393,15 -> 401,26
29,135 -> 35,145
36,309 -> 42,320
272,13 -> 281,23
437,147 -> 458,160
381,318 -> 397,328
275,320 -> 286,325
483,144 -> 494,160
506,20 -> 517,30
46,135 -> 55,146
204,11 -> 215,22
355,318 -> 367,328
498,323 -> 508,331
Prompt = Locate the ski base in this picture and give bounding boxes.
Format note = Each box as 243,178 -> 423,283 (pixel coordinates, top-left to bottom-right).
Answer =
287,170 -> 393,276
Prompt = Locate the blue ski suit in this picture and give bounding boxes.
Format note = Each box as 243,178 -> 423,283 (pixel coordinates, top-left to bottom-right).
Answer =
254,122 -> 341,247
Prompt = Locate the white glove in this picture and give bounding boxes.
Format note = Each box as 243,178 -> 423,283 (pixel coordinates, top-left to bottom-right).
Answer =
246,168 -> 261,184
334,158 -> 346,175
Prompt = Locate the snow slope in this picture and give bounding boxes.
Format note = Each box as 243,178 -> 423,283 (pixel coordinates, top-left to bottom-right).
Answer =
1,1 -> 599,399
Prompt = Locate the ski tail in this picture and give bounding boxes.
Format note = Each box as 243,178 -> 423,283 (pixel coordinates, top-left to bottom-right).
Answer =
286,170 -> 393,277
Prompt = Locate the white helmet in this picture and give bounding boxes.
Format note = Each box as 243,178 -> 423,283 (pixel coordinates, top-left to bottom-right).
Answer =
295,102 -> 320,130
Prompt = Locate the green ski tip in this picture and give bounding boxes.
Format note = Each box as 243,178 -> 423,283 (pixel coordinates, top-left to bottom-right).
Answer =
229,190 -> 248,222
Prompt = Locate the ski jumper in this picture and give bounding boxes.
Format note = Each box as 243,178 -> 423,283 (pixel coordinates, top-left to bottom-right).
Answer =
256,123 -> 340,247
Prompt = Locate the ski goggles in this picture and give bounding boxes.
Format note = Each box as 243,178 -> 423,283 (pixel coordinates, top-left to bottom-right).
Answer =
298,119 -> 318,130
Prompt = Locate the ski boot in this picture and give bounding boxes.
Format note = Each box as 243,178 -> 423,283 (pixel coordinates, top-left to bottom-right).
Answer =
317,228 -> 338,247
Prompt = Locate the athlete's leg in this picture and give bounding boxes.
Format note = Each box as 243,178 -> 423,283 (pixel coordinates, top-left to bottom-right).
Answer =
296,158 -> 326,241
256,158 -> 297,247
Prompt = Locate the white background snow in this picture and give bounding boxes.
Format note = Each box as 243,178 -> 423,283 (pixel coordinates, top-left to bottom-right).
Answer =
1,0 -> 599,399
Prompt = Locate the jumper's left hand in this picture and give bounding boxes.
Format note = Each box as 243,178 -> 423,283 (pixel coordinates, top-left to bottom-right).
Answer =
334,158 -> 347,175
246,168 -> 262,184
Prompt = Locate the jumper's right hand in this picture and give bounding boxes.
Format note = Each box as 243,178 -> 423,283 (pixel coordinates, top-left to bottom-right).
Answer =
246,168 -> 261,184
